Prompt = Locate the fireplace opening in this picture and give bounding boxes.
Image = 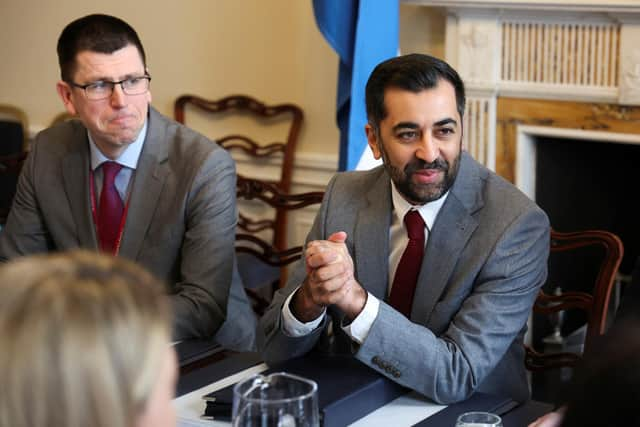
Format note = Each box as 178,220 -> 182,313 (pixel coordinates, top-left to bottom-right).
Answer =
529,135 -> 640,401
535,136 -> 640,276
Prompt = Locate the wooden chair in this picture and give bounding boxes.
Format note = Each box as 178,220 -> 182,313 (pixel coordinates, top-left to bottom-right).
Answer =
235,176 -> 324,314
174,94 -> 304,253
525,229 -> 624,371
0,105 -> 28,225
0,104 -> 28,154
0,151 -> 28,225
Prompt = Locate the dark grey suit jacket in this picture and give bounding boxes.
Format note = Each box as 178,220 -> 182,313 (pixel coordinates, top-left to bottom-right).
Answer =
0,107 -> 255,349
259,152 -> 550,403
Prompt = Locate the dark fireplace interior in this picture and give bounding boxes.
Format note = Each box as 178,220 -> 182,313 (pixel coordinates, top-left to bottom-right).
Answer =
530,136 -> 640,402
535,136 -> 640,275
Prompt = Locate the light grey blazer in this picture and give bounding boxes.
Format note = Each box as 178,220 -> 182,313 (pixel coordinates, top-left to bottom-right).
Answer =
0,107 -> 256,349
259,152 -> 550,404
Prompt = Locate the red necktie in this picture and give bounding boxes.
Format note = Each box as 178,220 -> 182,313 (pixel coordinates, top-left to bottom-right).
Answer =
389,210 -> 425,317
97,161 -> 124,253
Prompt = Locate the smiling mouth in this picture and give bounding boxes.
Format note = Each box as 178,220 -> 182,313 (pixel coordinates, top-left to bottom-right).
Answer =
412,169 -> 443,184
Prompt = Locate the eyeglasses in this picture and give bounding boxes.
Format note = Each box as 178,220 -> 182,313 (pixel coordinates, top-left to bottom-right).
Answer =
68,75 -> 151,100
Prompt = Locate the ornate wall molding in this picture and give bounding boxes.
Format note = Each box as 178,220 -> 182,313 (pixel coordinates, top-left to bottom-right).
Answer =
404,0 -> 640,13
496,97 -> 640,182
404,0 -> 640,177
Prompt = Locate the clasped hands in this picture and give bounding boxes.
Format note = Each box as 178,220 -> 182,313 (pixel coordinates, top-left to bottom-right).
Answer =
291,231 -> 367,323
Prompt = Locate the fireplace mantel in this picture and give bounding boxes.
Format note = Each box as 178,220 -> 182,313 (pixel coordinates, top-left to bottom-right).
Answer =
402,0 -> 640,176
404,0 -> 640,13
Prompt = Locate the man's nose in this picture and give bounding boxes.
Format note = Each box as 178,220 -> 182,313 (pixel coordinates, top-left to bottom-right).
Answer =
110,83 -> 127,107
415,134 -> 440,163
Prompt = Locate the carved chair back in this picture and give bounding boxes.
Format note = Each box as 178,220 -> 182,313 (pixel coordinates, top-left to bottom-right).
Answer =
525,229 -> 624,371
174,94 -> 304,252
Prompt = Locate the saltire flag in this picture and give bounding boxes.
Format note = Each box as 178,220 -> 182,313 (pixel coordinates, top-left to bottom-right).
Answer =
313,0 -> 399,171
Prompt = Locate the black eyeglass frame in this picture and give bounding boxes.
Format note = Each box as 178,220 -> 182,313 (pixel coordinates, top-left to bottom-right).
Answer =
67,75 -> 152,100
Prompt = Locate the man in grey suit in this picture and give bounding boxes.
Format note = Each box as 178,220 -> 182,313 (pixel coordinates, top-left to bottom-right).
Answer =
259,54 -> 550,403
0,14 -> 255,348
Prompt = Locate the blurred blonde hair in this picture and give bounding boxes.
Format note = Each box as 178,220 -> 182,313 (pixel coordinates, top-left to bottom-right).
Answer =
0,250 -> 172,427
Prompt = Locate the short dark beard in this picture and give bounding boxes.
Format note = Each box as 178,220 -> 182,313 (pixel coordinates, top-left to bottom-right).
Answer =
379,142 -> 461,205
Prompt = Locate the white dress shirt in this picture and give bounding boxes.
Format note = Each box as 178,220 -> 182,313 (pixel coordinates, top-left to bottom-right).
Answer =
282,179 -> 449,344
89,120 -> 148,203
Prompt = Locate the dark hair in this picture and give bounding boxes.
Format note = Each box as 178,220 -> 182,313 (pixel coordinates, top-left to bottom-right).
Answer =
365,53 -> 466,132
57,14 -> 146,82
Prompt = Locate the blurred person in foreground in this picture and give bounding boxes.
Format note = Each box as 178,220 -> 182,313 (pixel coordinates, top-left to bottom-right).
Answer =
0,14 -> 255,348
259,53 -> 550,404
531,318 -> 640,427
0,250 -> 176,427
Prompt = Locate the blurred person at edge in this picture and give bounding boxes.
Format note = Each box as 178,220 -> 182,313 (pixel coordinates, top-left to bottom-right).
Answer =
0,250 -> 176,427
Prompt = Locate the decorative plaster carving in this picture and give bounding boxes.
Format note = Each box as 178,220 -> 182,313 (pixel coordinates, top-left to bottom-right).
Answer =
455,18 -> 500,88
459,25 -> 490,82
460,25 -> 489,50
621,49 -> 640,104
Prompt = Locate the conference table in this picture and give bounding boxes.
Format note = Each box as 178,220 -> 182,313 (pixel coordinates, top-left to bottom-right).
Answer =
174,342 -> 553,427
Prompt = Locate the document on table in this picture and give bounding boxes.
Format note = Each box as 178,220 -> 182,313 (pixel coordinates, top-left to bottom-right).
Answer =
174,363 -> 268,427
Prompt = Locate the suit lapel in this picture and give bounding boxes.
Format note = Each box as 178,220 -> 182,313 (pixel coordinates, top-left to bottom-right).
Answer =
118,108 -> 170,259
354,169 -> 392,300
410,152 -> 483,322
62,130 -> 97,249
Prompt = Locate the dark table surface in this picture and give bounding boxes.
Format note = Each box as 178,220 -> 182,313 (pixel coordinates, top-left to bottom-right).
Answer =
176,343 -> 554,426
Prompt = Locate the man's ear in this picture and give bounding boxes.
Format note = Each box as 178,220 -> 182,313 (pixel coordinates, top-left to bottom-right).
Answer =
56,81 -> 78,116
365,124 -> 382,160
145,68 -> 152,104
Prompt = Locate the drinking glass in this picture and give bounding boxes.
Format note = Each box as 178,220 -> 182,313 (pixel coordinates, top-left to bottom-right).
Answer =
455,411 -> 503,427
232,372 -> 319,427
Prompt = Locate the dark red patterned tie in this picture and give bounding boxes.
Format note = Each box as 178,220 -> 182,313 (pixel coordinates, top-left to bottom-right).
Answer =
389,210 -> 425,317
98,161 -> 124,253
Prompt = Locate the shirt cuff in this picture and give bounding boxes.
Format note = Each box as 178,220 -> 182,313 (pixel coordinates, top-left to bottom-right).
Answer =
281,286 -> 326,337
341,292 -> 380,344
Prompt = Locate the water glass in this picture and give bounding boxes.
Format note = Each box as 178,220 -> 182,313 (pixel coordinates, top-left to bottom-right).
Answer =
455,411 -> 503,427
232,372 -> 319,427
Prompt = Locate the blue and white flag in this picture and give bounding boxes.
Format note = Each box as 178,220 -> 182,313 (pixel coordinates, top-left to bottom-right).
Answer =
313,0 -> 399,170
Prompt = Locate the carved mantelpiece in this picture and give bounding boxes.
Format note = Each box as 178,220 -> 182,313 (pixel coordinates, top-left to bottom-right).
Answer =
496,98 -> 640,182
403,0 -> 640,180
404,1 -> 640,13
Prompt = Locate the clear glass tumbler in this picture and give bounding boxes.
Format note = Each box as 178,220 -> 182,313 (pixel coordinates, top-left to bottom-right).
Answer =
455,411 -> 503,427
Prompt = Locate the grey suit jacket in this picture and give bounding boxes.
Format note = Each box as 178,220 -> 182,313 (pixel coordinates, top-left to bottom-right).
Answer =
0,107 -> 256,349
259,152 -> 550,403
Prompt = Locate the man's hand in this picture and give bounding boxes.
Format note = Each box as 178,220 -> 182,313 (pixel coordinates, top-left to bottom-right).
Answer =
291,231 -> 367,322
528,407 -> 566,427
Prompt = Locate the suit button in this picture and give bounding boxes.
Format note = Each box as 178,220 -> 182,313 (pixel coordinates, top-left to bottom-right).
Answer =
392,369 -> 401,378
372,356 -> 381,366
